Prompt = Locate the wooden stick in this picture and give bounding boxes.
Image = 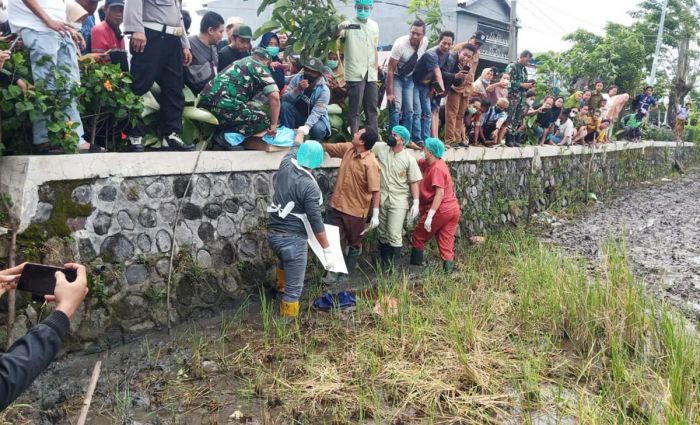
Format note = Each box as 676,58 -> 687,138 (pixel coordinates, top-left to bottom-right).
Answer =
76,360 -> 102,425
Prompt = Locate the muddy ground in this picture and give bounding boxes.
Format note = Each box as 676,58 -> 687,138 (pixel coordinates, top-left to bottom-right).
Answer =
4,169 -> 700,424
542,168 -> 700,320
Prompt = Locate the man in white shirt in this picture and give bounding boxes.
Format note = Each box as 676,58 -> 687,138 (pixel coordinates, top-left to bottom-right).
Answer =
9,0 -> 93,154
549,108 -> 575,145
385,20 -> 427,141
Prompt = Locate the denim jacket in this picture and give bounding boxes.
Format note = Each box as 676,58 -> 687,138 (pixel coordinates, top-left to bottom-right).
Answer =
282,72 -> 331,130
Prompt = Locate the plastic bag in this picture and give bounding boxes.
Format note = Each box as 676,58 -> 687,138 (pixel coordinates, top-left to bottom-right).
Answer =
262,126 -> 296,147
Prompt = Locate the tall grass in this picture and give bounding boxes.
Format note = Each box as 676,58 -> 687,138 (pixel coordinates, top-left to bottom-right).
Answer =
120,231 -> 699,424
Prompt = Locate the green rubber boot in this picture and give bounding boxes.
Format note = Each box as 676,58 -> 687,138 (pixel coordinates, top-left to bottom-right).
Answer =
346,247 -> 361,271
410,248 -> 424,266
443,260 -> 454,273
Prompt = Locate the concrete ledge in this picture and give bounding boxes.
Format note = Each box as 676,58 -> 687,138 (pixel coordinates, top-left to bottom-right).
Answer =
0,141 -> 693,232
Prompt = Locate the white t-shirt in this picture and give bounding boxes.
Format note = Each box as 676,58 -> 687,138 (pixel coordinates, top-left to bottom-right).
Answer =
600,93 -> 612,119
555,118 -> 574,138
8,0 -> 66,32
388,34 -> 428,75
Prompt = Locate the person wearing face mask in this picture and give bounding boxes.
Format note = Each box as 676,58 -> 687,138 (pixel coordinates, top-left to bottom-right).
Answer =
462,98 -> 481,145
476,97 -> 509,146
324,50 -> 348,106
489,72 -> 510,108
410,137 -> 460,273
472,67 -> 498,101
371,125 -> 422,266
268,136 -> 335,318
337,0 -> 380,135
281,57 -> 332,141
258,32 -> 286,91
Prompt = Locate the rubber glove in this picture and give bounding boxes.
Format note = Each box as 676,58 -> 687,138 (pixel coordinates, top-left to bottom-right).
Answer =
424,209 -> 436,233
409,199 -> 420,221
369,208 -> 380,229
323,247 -> 335,271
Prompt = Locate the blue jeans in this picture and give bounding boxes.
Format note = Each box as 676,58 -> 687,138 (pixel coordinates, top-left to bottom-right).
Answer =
412,85 -> 431,142
389,75 -> 414,137
20,28 -> 85,145
280,100 -> 331,140
267,231 -> 308,303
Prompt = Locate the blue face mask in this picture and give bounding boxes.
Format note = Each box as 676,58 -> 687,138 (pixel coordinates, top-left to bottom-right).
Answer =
357,9 -> 370,21
326,60 -> 338,70
266,46 -> 280,57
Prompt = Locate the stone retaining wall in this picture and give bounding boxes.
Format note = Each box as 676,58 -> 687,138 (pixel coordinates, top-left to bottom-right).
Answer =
0,142 -> 697,351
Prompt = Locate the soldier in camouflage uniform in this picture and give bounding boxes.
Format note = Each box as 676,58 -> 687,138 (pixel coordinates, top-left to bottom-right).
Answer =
504,50 -> 534,146
199,47 -> 281,136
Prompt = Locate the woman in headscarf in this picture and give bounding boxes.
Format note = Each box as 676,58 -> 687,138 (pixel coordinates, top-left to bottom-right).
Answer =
259,32 -> 286,91
410,138 -> 461,273
564,91 -> 583,109
472,67 -> 497,101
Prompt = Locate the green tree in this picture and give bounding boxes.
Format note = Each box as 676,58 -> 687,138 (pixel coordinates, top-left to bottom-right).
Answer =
248,0 -> 347,61
556,24 -> 648,95
631,0 -> 700,123
407,0 -> 444,45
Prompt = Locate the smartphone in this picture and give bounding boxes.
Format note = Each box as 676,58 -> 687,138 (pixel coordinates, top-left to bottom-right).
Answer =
17,263 -> 77,295
346,24 -> 361,30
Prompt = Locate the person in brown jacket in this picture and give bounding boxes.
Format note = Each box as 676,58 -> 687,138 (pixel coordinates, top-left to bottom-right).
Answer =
444,43 -> 478,146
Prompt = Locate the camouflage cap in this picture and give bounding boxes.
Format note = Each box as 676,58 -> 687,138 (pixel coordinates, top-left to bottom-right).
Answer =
252,47 -> 272,61
303,57 -> 325,74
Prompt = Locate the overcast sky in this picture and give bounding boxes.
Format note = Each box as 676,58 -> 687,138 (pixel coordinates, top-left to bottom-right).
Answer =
182,0 -> 643,53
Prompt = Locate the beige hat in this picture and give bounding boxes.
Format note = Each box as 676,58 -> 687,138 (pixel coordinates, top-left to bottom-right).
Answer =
226,16 -> 244,35
496,98 -> 510,109
65,0 -> 88,24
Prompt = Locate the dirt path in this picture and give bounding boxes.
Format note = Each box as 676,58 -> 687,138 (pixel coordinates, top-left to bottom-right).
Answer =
543,168 -> 700,319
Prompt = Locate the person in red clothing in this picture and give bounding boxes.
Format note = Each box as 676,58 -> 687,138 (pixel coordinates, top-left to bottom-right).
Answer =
410,137 -> 461,273
90,0 -> 124,53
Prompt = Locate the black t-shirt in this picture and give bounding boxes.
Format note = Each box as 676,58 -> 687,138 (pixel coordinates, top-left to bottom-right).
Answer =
535,105 -> 555,128
217,46 -> 250,72
412,47 -> 449,86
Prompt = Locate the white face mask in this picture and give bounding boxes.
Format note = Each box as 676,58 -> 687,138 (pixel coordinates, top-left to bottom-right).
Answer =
419,151 -> 426,159
527,99 -> 534,106
570,112 -> 577,118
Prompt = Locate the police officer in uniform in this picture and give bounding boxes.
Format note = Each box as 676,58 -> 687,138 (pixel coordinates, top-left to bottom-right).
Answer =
124,0 -> 194,152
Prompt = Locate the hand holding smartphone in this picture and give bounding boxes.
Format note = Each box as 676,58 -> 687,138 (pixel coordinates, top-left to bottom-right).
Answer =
17,263 -> 77,295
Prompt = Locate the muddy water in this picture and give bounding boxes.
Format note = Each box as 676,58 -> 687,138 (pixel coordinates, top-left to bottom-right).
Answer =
543,169 -> 700,319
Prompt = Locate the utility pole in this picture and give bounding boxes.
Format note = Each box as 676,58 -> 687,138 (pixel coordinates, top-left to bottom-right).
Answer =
509,0 -> 518,62
649,0 -> 669,85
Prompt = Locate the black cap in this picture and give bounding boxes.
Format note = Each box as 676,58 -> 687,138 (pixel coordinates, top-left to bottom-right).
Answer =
303,57 -> 325,74
106,0 -> 124,8
474,31 -> 486,44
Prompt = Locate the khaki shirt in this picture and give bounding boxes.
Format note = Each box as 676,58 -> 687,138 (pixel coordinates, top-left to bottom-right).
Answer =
372,142 -> 422,209
324,142 -> 381,218
339,16 -> 379,82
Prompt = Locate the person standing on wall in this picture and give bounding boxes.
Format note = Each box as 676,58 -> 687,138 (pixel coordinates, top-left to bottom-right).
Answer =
444,44 -> 477,147
337,0 -> 379,134
410,138 -> 461,273
267,135 -> 335,319
372,125 -> 422,266
385,20 -> 428,143
123,0 -> 194,152
504,50 -> 534,147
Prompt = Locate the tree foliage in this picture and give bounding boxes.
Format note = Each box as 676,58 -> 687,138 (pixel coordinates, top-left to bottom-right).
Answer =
407,0 -> 444,45
248,0 -> 347,61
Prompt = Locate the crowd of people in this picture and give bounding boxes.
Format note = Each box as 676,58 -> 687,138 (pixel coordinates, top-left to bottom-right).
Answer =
0,0 -> 690,155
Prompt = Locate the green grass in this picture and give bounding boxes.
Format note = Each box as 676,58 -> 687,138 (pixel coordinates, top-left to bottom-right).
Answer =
212,231 -> 699,424
32,230 -> 698,424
